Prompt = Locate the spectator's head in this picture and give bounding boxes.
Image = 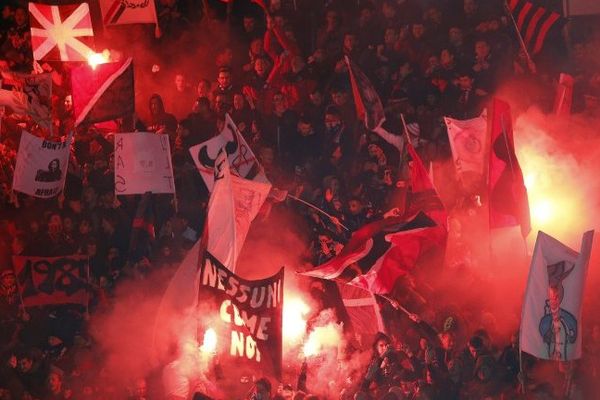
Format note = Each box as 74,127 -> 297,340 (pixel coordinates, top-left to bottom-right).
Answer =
475,39 -> 491,60
272,92 -> 288,114
330,86 -> 349,107
149,94 -> 165,116
47,369 -> 64,394
79,218 -> 92,235
233,93 -> 246,110
382,0 -> 397,19
347,197 -> 363,216
174,73 -> 186,92
291,55 -> 305,73
324,8 -> 340,28
14,6 -> 26,26
468,335 -> 484,358
0,268 -> 16,289
254,57 -> 270,78
216,48 -> 234,68
309,87 -> 323,106
324,106 -> 342,131
456,69 -> 474,90
449,26 -> 464,45
384,27 -> 398,46
398,370 -> 418,395
214,94 -> 231,114
372,331 -> 391,356
47,212 -> 63,234
440,48 -> 455,67
359,1 -> 375,25
64,95 -> 73,112
343,31 -> 357,53
217,67 -> 232,89
255,377 -> 272,399
197,79 -> 211,98
250,37 -> 264,56
297,117 -> 314,137
133,377 -> 147,399
193,97 -> 211,115
425,6 -> 443,25
411,22 -> 425,40
464,0 -> 478,16
243,14 -> 257,33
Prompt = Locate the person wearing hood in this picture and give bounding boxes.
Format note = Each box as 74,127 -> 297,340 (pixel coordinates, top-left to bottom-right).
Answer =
146,94 -> 178,148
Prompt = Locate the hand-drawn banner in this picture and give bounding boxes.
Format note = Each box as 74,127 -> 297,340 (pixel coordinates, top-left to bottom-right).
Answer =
198,251 -> 284,379
114,132 -> 175,195
12,255 -> 89,307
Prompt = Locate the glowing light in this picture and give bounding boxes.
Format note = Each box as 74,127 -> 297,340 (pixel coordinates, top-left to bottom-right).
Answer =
301,323 -> 342,358
87,49 -> 110,70
532,200 -> 553,224
200,328 -> 217,353
283,296 -> 310,344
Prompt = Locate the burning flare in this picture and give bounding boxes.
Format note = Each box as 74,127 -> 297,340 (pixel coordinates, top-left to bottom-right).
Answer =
87,49 -> 111,70
200,328 -> 217,354
283,296 -> 310,345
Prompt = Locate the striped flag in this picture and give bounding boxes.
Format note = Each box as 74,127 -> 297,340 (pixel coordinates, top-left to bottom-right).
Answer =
28,2 -> 95,62
345,56 -> 385,130
99,0 -> 158,26
508,0 -> 564,55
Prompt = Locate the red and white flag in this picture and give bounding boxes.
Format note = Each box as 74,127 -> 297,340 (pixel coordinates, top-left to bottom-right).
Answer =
207,150 -> 271,271
444,112 -> 487,179
488,98 -> 531,237
553,73 -> 574,116
100,0 -> 158,26
189,114 -> 269,192
338,284 -> 385,339
29,2 -> 95,62
71,57 -> 135,126
0,71 -> 52,131
520,230 -> 594,361
300,212 -> 439,294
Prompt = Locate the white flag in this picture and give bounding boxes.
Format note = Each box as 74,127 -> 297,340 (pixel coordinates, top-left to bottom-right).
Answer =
207,150 -> 271,271
114,132 -> 175,195
189,114 -> 269,192
520,230 -> 594,361
12,131 -> 72,198
0,72 -> 52,131
444,112 -> 487,178
100,0 -> 158,25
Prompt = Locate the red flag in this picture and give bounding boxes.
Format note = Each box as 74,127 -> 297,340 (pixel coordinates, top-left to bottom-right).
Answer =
29,2 -> 95,62
488,98 -> 531,237
553,73 -> 574,116
300,212 -> 438,294
338,283 -> 385,339
71,58 -> 134,126
345,56 -> 385,130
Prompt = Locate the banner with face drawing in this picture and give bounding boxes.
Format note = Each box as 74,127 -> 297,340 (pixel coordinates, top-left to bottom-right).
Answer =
114,132 -> 175,195
12,131 -> 72,198
189,114 -> 269,192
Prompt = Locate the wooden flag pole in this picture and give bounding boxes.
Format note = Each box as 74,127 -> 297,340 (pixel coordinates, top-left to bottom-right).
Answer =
287,194 -> 350,231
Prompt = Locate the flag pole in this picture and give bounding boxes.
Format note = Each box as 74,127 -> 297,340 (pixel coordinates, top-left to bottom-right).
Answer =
400,113 -> 411,144
287,194 -> 350,231
504,1 -> 534,68
519,347 -> 526,394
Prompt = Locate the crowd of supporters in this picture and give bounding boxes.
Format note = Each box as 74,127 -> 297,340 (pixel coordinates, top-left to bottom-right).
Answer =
1,0 -> 600,399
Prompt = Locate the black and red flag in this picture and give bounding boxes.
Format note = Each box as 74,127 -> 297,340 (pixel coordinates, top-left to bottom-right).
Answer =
508,0 -> 565,55
488,98 -> 531,237
345,56 -> 386,130
128,191 -> 155,263
71,57 -> 134,126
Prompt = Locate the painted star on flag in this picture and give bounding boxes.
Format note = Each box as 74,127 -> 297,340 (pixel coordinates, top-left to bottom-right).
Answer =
28,2 -> 95,62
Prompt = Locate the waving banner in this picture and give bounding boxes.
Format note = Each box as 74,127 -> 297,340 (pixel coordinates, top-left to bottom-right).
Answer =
198,252 -> 283,380
189,114 -> 268,192
12,255 -> 89,307
12,131 -> 72,198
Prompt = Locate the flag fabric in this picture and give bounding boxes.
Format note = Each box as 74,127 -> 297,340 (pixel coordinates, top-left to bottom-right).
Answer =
520,230 -> 594,361
12,255 -> 89,307
28,2 -> 95,62
71,57 -> 134,126
99,0 -> 158,26
198,252 -> 284,379
12,131 -> 72,198
338,283 -> 385,338
128,191 -> 155,263
114,132 -> 175,195
345,56 -> 385,130
405,142 -> 447,229
206,150 -> 271,271
189,114 -> 269,192
507,0 -> 564,55
553,73 -> 574,116
300,212 -> 438,294
444,112 -> 487,179
0,72 -> 52,131
488,98 -> 531,237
